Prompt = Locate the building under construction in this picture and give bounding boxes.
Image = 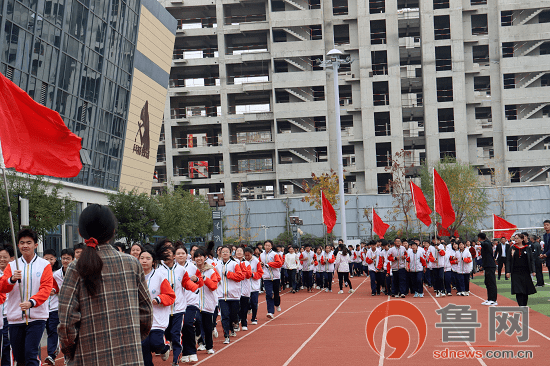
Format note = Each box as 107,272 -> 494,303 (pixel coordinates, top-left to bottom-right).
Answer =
154,0 -> 550,199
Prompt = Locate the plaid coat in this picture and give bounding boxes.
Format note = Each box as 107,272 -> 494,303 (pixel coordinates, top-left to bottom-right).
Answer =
58,244 -> 153,366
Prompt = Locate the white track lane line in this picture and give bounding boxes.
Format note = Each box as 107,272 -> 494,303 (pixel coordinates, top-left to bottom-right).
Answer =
425,285 -> 487,366
194,289 -> 324,365
467,288 -> 550,342
282,278 -> 367,366
377,296 -> 390,366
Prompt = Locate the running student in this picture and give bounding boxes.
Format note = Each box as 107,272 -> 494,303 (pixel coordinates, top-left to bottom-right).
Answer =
0,229 -> 53,366
284,246 -> 298,293
314,246 -> 324,290
194,249 -> 220,355
320,246 -> 335,293
388,238 -> 407,298
245,247 -> 263,324
140,248 -> 176,366
235,247 -> 252,331
299,244 -> 316,292
407,242 -> 426,298
218,246 -> 243,344
334,245 -> 354,294
260,240 -> 283,318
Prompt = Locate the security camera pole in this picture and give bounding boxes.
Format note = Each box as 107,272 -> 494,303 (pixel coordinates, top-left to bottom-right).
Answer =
319,49 -> 353,243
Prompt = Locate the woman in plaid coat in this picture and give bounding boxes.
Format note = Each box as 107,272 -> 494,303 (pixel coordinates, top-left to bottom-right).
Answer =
58,204 -> 153,365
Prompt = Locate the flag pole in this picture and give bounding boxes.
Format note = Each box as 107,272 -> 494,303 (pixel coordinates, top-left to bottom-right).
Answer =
433,168 -> 437,242
0,142 -> 26,317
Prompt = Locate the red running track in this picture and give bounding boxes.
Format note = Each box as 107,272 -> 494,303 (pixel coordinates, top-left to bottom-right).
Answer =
44,275 -> 550,365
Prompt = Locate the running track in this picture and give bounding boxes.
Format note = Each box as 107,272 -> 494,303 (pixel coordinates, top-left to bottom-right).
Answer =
44,274 -> 550,365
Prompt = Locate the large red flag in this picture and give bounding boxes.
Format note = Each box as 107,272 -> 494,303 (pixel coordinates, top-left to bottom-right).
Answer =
437,222 -> 459,237
433,169 -> 455,229
372,208 -> 389,239
493,214 -> 516,241
322,191 -> 337,233
410,180 -> 432,227
0,72 -> 82,177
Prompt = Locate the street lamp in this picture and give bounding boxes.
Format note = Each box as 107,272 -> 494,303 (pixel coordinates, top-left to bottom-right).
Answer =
260,224 -> 268,241
151,221 -> 160,232
289,216 -> 303,246
207,192 -> 225,247
318,49 -> 353,243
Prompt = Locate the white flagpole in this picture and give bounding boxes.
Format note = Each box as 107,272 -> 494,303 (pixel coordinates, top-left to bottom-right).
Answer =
433,168 -> 437,241
0,140 -> 26,317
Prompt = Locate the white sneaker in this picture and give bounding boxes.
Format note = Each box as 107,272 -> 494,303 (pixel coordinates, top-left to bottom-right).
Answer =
212,328 -> 218,338
162,348 -> 170,361
276,306 -> 281,312
489,301 -> 498,306
348,289 -> 355,294
465,292 -> 470,296
230,331 -> 237,337
324,288 -> 328,292
440,292 -> 446,297
234,325 -> 240,332
189,354 -> 198,362
248,309 -> 252,314
242,326 -> 248,331
207,349 -> 215,354
481,300 -> 490,305
197,344 -> 206,351
266,313 -> 274,319
259,290 -> 264,294
223,337 -> 230,344
338,290 -> 344,294
180,355 -> 190,363
435,292 -> 441,298
251,320 -> 257,325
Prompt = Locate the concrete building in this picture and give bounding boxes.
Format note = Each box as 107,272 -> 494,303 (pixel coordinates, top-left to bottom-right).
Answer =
155,0 -> 550,200
0,0 -> 176,251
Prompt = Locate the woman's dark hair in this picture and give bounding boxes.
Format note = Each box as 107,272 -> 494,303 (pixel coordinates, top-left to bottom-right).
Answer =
154,239 -> 174,262
43,249 -> 61,271
339,244 -> 348,256
206,241 -> 215,257
17,228 -> 38,243
76,204 -> 117,297
193,248 -> 206,259
61,248 -> 75,259
113,242 -> 126,252
0,244 -> 14,257
130,243 -> 144,253
175,244 -> 188,254
140,247 -> 157,261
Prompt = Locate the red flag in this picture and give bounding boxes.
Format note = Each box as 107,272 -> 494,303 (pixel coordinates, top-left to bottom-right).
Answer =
433,169 -> 455,229
322,191 -> 337,233
372,208 -> 390,239
493,214 -> 516,241
0,73 -> 82,177
410,181 -> 432,227
437,222 -> 459,237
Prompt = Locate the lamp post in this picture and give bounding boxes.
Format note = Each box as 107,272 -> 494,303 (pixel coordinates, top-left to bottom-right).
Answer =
289,216 -> 303,246
260,224 -> 268,241
207,192 -> 226,248
318,49 -> 353,243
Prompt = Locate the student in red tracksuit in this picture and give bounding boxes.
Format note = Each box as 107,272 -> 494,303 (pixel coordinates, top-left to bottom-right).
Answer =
0,229 -> 53,366
140,249 -> 176,366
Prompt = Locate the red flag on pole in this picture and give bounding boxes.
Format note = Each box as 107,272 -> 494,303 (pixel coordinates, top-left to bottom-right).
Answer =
0,72 -> 82,177
493,214 -> 516,241
433,169 -> 455,229
322,191 -> 337,233
437,222 -> 459,237
372,208 -> 389,239
410,180 -> 432,227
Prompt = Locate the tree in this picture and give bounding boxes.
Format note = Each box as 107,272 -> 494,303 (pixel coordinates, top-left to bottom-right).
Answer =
156,188 -> 213,242
0,172 -> 76,241
301,170 -> 340,210
107,189 -> 160,244
384,150 -> 419,237
419,157 -> 490,236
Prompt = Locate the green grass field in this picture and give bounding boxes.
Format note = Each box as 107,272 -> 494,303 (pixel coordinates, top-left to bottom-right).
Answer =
471,273 -> 550,317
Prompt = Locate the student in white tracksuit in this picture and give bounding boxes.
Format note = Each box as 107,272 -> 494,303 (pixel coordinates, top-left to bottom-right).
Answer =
334,246 -> 354,294
194,249 -> 220,354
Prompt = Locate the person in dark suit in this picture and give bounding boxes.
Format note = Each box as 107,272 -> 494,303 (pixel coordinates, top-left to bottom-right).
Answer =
494,237 -> 510,280
479,233 -> 498,306
540,220 -> 550,282
530,235 -> 544,287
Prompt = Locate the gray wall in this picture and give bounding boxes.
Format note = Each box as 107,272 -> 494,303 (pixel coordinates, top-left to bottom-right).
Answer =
220,184 -> 550,241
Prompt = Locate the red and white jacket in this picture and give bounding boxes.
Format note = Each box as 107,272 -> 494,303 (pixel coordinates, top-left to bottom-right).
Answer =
406,248 -> 427,272
387,246 -> 407,270
314,252 -> 325,273
238,259 -> 252,297
299,251 -> 317,272
0,255 -> 53,324
428,245 -> 446,269
456,249 -> 473,274
145,269 -> 176,330
197,265 -> 220,314
260,250 -> 283,280
0,270 -> 5,330
50,267 -> 65,312
157,261 -> 187,313
218,258 -> 244,300
365,248 -> 379,272
249,256 -> 263,292
181,261 -> 204,308
320,251 -> 335,272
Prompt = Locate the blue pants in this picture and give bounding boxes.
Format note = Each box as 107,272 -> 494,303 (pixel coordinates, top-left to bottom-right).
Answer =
431,267 -> 444,292
164,312 -> 183,363
287,269 -> 297,291
456,272 -> 466,292
182,305 -> 199,356
249,291 -> 259,321
323,272 -> 332,291
444,271 -> 453,294
303,271 -> 313,289
411,271 -> 423,294
9,320 -> 46,366
280,268 -> 287,289
424,268 -> 432,286
197,311 -> 214,350
376,272 -> 385,294
142,329 -> 169,366
1,318 -> 9,366
315,272 -> 324,287
264,279 -> 280,315
369,270 -> 377,294
392,269 -> 407,295
239,296 -> 249,327
464,273 -> 470,292
219,299 -> 239,337
46,310 -> 59,358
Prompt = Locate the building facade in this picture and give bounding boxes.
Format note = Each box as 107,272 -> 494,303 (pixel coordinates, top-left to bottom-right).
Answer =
156,0 -> 550,199
0,0 -> 176,250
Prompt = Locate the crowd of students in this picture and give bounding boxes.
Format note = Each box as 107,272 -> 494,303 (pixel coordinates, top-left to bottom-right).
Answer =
0,215 -> 547,366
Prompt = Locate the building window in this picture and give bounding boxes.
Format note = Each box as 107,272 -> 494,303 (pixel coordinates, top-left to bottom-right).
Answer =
506,136 -> 518,151
439,138 -> 456,159
436,77 -> 453,102
376,142 -> 392,167
435,46 -> 452,71
370,0 -> 385,14
471,14 -> 488,35
433,0 -> 449,10
371,20 -> 386,45
505,105 -> 517,120
374,112 -> 391,136
501,11 -> 513,26
503,74 -> 515,89
438,108 -> 454,132
434,15 -> 451,40
377,173 -> 392,194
